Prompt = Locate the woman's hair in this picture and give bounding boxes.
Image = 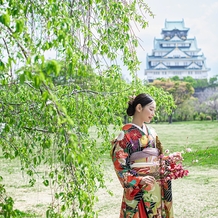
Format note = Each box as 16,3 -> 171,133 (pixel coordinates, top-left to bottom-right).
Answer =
126,93 -> 154,116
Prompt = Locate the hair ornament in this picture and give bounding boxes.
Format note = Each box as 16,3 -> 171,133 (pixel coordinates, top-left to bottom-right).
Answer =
128,95 -> 136,105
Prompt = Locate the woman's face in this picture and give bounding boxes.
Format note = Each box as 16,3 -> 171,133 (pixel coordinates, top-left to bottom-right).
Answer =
141,101 -> 156,123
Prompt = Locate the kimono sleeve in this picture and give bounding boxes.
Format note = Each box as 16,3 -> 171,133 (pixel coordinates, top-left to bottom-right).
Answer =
111,131 -> 143,189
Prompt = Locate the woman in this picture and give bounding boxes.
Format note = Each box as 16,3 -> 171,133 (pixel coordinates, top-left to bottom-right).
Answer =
111,93 -> 174,218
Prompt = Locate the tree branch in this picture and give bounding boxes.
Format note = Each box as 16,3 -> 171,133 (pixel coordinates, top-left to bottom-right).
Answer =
0,100 -> 22,106
4,25 -> 29,60
23,126 -> 51,133
2,38 -> 13,78
70,87 -> 131,96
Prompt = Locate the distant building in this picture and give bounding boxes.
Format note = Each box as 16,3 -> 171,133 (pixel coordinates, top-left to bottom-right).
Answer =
145,19 -> 210,82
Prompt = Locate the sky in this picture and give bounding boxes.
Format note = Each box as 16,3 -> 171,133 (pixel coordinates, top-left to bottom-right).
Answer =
129,0 -> 218,80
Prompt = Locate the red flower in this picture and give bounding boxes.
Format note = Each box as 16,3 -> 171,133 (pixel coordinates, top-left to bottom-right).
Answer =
129,129 -> 142,141
119,137 -> 128,149
119,134 -> 131,149
170,163 -> 176,169
116,150 -> 128,159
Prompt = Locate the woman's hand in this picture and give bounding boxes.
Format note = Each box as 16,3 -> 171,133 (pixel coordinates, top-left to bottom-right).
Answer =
140,175 -> 155,186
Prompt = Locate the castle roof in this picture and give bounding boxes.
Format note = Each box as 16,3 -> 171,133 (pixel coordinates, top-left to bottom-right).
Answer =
186,62 -> 201,69
164,47 -> 190,58
162,19 -> 189,31
153,62 -> 168,69
153,37 -> 200,51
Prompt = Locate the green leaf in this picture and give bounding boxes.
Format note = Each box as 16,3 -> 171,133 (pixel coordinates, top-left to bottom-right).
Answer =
46,60 -> 60,76
43,180 -> 49,187
42,91 -> 49,102
0,60 -> 5,71
34,76 -> 40,87
19,74 -> 25,84
0,13 -> 10,26
15,19 -> 24,33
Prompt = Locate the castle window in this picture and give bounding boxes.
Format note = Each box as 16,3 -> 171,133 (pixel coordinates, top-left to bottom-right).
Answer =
153,72 -> 160,75
189,52 -> 195,56
195,71 -> 201,74
173,71 -> 181,75
173,55 -> 180,58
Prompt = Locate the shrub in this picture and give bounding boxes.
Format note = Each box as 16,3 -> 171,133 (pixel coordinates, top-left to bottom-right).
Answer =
199,113 -> 206,121
205,116 -> 212,120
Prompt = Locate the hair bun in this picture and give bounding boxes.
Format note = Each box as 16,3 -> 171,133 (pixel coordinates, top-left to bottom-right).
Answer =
128,95 -> 136,105
126,93 -> 154,117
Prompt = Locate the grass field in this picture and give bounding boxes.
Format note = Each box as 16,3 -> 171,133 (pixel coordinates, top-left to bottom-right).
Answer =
148,121 -> 218,167
150,121 -> 217,150
0,121 -> 218,217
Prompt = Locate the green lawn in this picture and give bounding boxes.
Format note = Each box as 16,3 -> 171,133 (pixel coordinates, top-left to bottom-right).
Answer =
0,121 -> 217,217
150,121 -> 218,167
150,121 -> 217,150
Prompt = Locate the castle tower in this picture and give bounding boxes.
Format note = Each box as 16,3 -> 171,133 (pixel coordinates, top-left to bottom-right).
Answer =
145,19 -> 210,82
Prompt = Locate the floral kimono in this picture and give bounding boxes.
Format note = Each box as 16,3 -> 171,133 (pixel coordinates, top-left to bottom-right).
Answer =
111,123 -> 174,218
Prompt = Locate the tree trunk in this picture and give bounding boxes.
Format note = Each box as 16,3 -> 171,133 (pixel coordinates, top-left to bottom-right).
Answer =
124,115 -> 128,124
168,114 -> 173,124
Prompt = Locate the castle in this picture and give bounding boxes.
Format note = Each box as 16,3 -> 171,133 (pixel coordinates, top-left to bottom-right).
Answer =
144,20 -> 210,82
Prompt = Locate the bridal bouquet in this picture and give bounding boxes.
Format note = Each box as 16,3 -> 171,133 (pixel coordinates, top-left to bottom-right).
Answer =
158,152 -> 189,184
156,136 -> 189,184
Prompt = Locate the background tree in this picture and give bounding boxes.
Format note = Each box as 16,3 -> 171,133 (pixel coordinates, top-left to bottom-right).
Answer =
197,87 -> 218,120
209,75 -> 218,87
174,97 -> 198,121
0,0 -> 175,217
156,76 -> 209,89
151,79 -> 194,123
